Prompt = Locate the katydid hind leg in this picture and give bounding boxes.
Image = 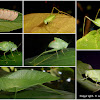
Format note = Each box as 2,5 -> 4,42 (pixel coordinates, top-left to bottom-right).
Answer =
95,9 -> 100,20
83,16 -> 92,36
83,16 -> 87,36
51,7 -> 59,14
83,15 -> 100,36
51,7 -> 70,16
58,10 -> 71,16
29,48 -> 58,64
51,7 -> 63,14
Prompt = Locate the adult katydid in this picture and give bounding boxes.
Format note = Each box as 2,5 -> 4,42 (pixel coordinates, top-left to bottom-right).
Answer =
30,37 -> 69,64
0,41 -> 19,63
83,9 -> 100,36
43,7 -> 71,25
84,70 -> 100,85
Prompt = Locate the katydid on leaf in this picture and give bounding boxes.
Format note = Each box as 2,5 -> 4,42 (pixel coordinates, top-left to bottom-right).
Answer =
83,9 -> 100,36
29,37 -> 69,63
83,70 -> 100,86
43,7 -> 71,25
0,41 -> 19,63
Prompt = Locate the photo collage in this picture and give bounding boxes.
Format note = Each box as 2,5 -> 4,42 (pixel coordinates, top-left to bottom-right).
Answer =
0,0 -> 100,99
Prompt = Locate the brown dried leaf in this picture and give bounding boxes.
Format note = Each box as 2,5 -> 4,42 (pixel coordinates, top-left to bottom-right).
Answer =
24,13 -> 75,33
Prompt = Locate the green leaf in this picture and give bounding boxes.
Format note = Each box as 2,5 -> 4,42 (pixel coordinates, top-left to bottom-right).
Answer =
0,85 -> 75,99
0,13 -> 22,32
0,70 -> 9,78
77,60 -> 100,92
0,70 -> 60,92
77,28 -> 100,49
58,67 -> 74,72
0,51 -> 22,66
25,48 -> 75,66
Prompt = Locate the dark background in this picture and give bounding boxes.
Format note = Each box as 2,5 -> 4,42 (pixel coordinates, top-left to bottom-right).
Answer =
24,1 -> 75,17
24,34 -> 75,59
77,51 -> 100,99
0,34 -> 22,56
77,51 -> 100,69
77,1 -> 100,39
0,1 -> 22,33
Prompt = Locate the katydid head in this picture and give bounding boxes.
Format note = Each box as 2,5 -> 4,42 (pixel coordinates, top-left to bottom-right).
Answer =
93,18 -> 100,27
44,20 -> 48,24
85,70 -> 94,78
10,42 -> 21,51
62,41 -> 69,49
12,42 -> 22,51
11,44 -> 17,51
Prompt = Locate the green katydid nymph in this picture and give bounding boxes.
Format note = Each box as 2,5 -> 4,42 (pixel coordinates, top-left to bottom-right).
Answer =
29,37 -> 69,63
0,41 -> 18,63
83,9 -> 100,36
43,7 -> 71,25
84,70 -> 100,85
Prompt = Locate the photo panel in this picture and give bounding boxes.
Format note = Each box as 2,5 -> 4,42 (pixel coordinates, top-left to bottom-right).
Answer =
24,34 -> 75,66
77,1 -> 100,50
0,1 -> 22,33
24,1 -> 75,33
0,34 -> 22,66
0,67 -> 75,99
77,51 -> 100,99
